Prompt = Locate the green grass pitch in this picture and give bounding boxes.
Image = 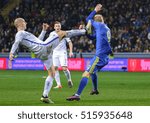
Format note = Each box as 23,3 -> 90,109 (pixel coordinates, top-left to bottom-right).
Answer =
0,70 -> 150,106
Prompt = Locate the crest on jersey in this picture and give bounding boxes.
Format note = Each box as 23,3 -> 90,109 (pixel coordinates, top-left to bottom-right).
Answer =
107,31 -> 111,42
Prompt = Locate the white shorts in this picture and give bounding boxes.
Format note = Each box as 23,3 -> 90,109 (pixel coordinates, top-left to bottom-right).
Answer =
37,47 -> 53,70
52,51 -> 68,67
42,55 -> 53,70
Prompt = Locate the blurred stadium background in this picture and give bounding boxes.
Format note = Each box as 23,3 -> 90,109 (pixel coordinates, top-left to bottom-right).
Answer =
0,0 -> 150,105
0,0 -> 150,71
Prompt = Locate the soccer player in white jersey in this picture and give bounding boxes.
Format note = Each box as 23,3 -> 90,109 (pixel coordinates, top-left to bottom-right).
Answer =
50,21 -> 73,89
9,18 -> 86,103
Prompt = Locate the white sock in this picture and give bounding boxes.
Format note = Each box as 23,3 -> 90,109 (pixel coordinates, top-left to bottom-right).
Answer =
66,29 -> 86,38
42,76 -> 54,97
63,69 -> 72,81
55,71 -> 61,86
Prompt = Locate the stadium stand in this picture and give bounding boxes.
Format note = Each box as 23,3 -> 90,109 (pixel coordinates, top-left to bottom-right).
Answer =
0,0 -> 9,9
0,0 -> 150,53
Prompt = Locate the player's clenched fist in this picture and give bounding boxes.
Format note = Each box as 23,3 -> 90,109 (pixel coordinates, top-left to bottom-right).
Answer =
42,23 -> 49,31
94,4 -> 102,12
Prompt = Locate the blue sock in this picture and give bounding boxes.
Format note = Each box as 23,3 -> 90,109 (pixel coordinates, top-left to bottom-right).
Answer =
76,77 -> 88,95
91,73 -> 98,91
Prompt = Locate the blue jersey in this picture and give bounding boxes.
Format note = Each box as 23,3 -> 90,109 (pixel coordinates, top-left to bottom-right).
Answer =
86,11 -> 112,57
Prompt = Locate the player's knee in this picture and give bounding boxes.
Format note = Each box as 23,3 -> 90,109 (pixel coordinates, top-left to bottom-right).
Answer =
62,66 -> 67,71
46,76 -> 52,82
47,69 -> 55,78
55,66 -> 58,71
82,71 -> 90,78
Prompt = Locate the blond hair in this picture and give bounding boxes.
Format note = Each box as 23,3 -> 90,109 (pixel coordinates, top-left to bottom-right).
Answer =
14,18 -> 25,27
94,14 -> 104,23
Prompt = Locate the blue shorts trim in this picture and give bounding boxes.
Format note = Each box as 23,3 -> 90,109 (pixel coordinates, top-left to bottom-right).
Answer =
86,55 -> 109,73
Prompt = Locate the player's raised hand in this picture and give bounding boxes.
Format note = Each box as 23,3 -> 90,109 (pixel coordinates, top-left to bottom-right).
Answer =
42,23 -> 49,31
94,4 -> 102,12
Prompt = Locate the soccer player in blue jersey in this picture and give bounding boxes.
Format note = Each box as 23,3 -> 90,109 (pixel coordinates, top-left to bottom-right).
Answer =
67,4 -> 113,101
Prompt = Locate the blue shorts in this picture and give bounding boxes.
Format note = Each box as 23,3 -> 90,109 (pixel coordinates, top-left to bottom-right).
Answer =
86,54 -> 109,74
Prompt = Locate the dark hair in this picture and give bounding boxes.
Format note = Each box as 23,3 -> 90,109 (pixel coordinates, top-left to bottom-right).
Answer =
54,21 -> 61,25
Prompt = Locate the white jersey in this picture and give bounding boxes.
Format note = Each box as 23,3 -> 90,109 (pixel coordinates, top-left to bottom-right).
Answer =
50,31 -> 71,67
10,30 -> 60,60
49,31 -> 71,52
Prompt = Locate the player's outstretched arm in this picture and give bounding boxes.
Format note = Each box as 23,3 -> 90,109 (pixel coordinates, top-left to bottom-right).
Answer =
86,4 -> 102,22
9,41 -> 20,61
9,30 -> 25,61
38,23 -> 49,40
68,41 -> 73,57
86,11 -> 96,22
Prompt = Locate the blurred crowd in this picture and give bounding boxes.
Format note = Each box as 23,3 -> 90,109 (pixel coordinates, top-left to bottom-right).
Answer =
0,0 -> 9,9
0,0 -> 150,53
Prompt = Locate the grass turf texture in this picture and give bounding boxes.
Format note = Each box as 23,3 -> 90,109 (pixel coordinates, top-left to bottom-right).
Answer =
0,70 -> 150,106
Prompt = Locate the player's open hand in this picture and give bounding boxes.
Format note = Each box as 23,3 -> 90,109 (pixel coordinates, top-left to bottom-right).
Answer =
95,4 -> 102,12
42,23 -> 49,31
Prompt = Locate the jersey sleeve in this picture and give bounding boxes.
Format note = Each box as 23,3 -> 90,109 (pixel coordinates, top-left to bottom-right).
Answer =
65,38 -> 71,43
44,31 -> 59,43
38,30 -> 46,41
49,31 -> 57,37
10,31 -> 23,54
49,32 -> 53,37
86,10 -> 101,30
86,10 -> 96,22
